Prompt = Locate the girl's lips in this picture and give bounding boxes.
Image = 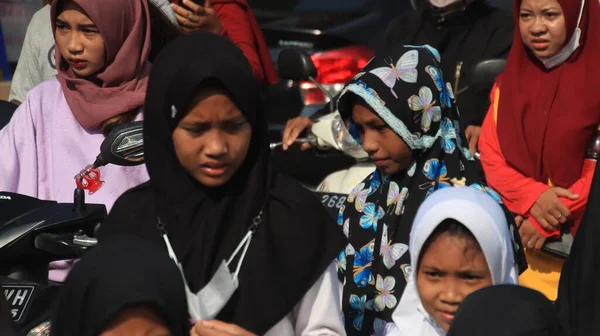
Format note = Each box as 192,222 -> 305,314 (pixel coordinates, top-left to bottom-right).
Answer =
70,60 -> 88,69
438,311 -> 456,323
531,40 -> 550,50
200,163 -> 229,177
372,158 -> 390,167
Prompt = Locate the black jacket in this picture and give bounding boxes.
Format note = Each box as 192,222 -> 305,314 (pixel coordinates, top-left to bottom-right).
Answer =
382,1 -> 513,128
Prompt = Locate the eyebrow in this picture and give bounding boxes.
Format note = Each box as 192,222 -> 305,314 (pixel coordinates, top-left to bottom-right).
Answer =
182,116 -> 247,126
55,18 -> 97,30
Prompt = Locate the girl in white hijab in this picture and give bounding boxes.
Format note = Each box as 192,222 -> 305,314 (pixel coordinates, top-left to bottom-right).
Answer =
390,187 -> 520,335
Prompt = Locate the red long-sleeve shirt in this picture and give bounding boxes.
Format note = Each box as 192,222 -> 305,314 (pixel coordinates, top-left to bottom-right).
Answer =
213,2 -> 266,84
479,84 -> 595,238
170,0 -> 267,84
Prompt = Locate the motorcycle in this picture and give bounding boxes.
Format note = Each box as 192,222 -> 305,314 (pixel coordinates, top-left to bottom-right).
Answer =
0,121 -> 144,335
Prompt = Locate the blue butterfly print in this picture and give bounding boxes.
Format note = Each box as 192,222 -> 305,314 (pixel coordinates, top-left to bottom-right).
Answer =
349,294 -> 374,331
369,171 -> 382,193
360,203 -> 385,231
420,159 -> 451,196
470,183 -> 504,204
336,250 -> 347,273
440,118 -> 456,154
353,240 -> 375,287
404,44 -> 441,63
337,205 -> 345,226
348,120 -> 362,145
425,65 -> 454,108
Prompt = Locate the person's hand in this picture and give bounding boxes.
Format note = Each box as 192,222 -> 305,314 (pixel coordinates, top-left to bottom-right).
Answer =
514,215 -> 525,228
191,320 -> 256,336
518,218 -> 547,252
172,0 -> 223,34
529,187 -> 578,231
282,117 -> 313,151
465,125 -> 481,156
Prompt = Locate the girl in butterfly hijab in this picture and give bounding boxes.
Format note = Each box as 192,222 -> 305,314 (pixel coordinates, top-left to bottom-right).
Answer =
50,236 -> 191,336
390,187 -> 520,335
334,44 -> 526,335
97,32 -> 347,335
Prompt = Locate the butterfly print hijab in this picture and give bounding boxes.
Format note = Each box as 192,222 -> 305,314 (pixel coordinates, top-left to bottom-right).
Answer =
335,45 -> 526,335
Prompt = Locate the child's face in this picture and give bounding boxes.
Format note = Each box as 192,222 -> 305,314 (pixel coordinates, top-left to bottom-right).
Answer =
172,88 -> 252,188
416,232 -> 492,331
351,102 -> 412,176
55,0 -> 107,78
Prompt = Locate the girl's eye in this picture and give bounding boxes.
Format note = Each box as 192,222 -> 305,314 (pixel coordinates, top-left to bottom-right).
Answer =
425,271 -> 441,279
185,127 -> 207,135
223,122 -> 246,133
519,13 -> 531,19
376,125 -> 389,133
461,274 -> 483,282
56,24 -> 68,30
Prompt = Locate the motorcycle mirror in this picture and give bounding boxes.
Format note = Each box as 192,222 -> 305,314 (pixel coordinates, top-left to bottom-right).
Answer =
277,48 -> 317,81
277,48 -> 336,112
97,121 -> 144,167
470,59 -> 506,93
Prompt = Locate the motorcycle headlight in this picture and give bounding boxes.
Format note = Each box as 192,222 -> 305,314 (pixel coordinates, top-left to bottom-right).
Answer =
27,321 -> 51,336
330,114 -> 368,160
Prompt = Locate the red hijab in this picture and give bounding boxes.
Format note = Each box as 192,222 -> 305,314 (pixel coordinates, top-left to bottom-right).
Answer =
497,0 -> 600,187
51,0 -> 151,130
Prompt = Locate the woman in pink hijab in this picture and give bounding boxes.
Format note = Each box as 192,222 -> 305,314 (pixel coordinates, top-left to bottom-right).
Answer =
0,0 -> 152,281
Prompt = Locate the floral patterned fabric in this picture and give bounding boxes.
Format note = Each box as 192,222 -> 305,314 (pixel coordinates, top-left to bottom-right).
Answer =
335,45 -> 526,335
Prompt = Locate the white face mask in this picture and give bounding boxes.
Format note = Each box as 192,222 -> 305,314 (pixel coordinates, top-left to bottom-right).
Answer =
537,0 -> 586,69
429,0 -> 460,8
163,229 -> 254,322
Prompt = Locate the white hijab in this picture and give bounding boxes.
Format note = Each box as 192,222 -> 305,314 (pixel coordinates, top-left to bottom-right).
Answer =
389,187 -> 519,336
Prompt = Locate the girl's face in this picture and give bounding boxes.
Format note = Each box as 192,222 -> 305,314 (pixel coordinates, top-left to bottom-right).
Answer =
352,102 -> 412,176
416,232 -> 492,331
55,0 -> 106,77
172,87 -> 252,188
100,306 -> 171,336
519,0 -> 567,59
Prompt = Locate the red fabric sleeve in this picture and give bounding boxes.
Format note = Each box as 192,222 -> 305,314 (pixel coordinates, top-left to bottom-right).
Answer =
213,3 -> 266,84
480,85 -> 597,238
479,84 -> 551,216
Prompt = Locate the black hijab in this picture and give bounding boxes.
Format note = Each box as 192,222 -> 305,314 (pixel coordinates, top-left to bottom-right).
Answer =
335,45 -> 526,335
50,236 -> 190,336
97,32 -> 347,334
448,285 -> 562,336
557,162 -> 600,336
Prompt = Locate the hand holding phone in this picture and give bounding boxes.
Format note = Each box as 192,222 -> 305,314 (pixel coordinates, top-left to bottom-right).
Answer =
171,0 -> 223,34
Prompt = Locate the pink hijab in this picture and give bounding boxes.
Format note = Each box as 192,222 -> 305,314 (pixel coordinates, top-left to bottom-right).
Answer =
50,0 -> 151,130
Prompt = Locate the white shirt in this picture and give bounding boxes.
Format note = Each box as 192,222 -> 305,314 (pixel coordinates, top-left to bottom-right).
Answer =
265,264 -> 346,336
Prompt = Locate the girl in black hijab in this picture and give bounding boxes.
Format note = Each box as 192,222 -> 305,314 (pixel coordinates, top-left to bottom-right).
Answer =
557,160 -> 600,335
97,32 -> 347,335
50,235 -> 190,336
447,285 -> 562,336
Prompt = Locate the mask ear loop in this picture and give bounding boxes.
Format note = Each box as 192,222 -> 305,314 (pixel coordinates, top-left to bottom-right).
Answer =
538,0 -> 586,69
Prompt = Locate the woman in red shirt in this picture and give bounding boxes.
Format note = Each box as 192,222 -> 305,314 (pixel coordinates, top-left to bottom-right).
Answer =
169,0 -> 278,85
479,0 -> 600,300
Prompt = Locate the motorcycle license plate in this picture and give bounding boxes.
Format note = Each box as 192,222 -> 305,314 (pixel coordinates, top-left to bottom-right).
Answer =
317,192 -> 348,219
2,284 -> 35,323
